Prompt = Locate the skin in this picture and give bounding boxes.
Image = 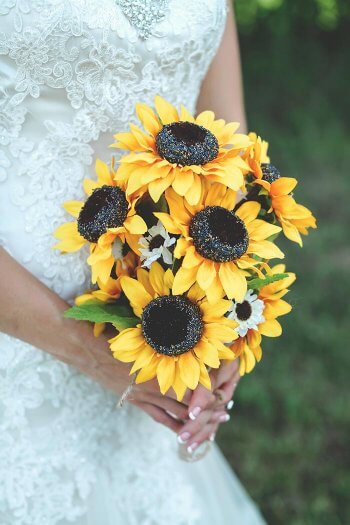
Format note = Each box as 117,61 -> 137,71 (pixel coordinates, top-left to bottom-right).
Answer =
0,1 -> 246,452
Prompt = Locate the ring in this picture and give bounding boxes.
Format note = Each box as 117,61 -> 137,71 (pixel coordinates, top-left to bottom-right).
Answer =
213,389 -> 224,403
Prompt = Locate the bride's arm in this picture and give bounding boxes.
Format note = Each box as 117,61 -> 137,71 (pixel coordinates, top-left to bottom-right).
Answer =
196,0 -> 247,132
0,247 -> 190,430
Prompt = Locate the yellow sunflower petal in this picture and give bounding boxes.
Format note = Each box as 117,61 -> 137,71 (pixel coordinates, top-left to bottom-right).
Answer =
120,276 -> 152,312
135,355 -> 159,383
194,340 -> 220,368
109,327 -> 144,351
156,356 -> 176,395
136,267 -> 155,296
204,322 -> 236,343
53,222 -> 86,252
124,214 -> 147,234
148,173 -> 174,203
172,367 -> 188,401
248,240 -> 284,260
241,344 -> 256,374
172,266 -> 197,295
83,178 -> 99,196
63,200 -> 84,218
154,95 -> 179,124
200,299 -> 232,321
247,219 -> 282,241
149,261 -> 168,296
259,319 -> 282,337
95,159 -> 113,185
264,299 -> 292,319
235,201 -> 261,223
178,351 -> 200,390
205,276 -> 225,304
184,172 -> 203,206
174,237 -> 191,258
198,360 -> 212,390
130,345 -> 155,374
271,177 -> 298,196
172,169 -> 194,197
180,104 -> 195,122
136,103 -> 161,136
219,263 -> 247,302
164,268 -> 175,289
196,260 -> 216,290
154,212 -> 182,235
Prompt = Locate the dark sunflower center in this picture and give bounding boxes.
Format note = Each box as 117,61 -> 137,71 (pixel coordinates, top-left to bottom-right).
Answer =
141,295 -> 203,356
149,234 -> 164,251
155,121 -> 219,166
77,185 -> 128,243
189,206 -> 249,263
235,300 -> 252,321
261,163 -> 281,183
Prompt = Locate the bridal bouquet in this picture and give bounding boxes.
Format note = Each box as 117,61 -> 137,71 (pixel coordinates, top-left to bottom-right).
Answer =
54,97 -> 316,401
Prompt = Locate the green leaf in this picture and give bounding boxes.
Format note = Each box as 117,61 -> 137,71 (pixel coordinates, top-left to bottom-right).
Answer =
64,301 -> 138,329
247,273 -> 289,292
111,317 -> 139,331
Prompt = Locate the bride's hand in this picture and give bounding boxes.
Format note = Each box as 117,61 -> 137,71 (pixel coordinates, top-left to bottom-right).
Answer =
71,331 -> 189,433
176,361 -> 241,451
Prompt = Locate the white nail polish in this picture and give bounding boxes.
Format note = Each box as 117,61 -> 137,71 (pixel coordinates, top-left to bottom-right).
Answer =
177,432 -> 191,444
227,399 -> 234,410
219,413 -> 230,423
209,433 -> 216,442
187,442 -> 198,454
189,406 -> 201,420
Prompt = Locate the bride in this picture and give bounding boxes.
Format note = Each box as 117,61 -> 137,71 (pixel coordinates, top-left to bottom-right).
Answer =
0,1 -> 266,523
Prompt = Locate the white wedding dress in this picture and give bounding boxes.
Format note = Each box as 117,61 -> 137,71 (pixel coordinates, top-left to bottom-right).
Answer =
0,2 -> 266,523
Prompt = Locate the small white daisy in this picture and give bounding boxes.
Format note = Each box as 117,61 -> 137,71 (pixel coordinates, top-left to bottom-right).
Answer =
227,289 -> 265,337
139,221 -> 176,269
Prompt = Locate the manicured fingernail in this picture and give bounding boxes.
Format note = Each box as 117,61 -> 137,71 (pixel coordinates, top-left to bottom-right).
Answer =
177,432 -> 191,444
189,407 -> 201,420
187,442 -> 199,454
209,433 -> 216,442
219,413 -> 230,423
227,399 -> 234,410
233,383 -> 238,390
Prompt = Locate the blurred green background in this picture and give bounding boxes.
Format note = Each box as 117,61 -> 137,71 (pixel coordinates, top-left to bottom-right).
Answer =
218,1 -> 350,524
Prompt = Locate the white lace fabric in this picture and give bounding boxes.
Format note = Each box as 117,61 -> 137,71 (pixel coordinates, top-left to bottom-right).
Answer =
0,2 -> 265,524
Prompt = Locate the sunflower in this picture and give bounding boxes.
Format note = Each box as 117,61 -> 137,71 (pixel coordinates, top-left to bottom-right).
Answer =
243,132 -> 270,178
254,177 -> 317,246
53,159 -> 147,283
74,251 -> 139,337
111,96 -> 250,205
244,133 -> 316,245
154,183 -> 284,304
109,262 -> 238,401
228,264 -> 296,375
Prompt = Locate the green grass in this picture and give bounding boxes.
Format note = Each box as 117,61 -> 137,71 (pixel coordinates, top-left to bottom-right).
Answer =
217,16 -> 350,525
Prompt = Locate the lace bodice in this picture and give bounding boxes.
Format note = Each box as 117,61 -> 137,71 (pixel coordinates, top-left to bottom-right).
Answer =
0,0 -> 227,300
0,2 -> 227,523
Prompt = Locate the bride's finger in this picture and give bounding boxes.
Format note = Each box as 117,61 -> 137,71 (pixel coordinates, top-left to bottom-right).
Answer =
140,391 -> 189,421
184,422 -> 218,452
177,408 -> 213,443
186,384 -> 216,421
130,400 -> 183,434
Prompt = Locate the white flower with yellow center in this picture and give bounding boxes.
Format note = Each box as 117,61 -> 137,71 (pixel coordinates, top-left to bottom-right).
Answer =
139,221 -> 176,269
228,289 -> 265,337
